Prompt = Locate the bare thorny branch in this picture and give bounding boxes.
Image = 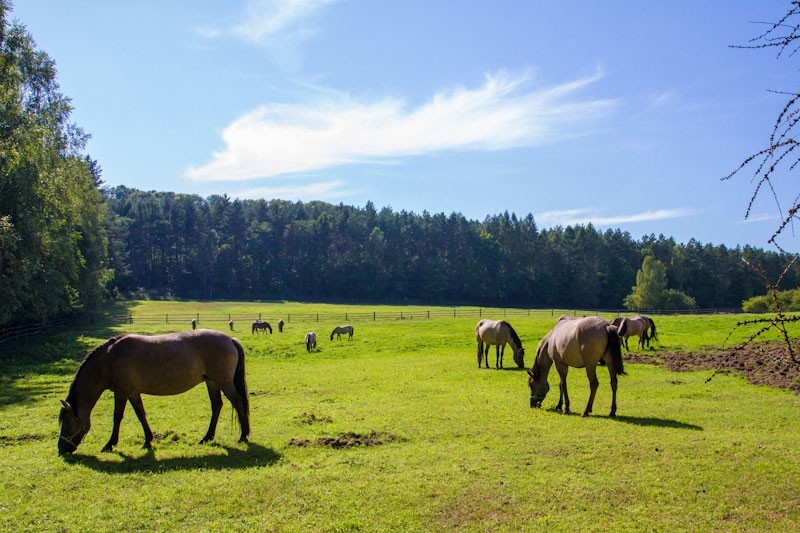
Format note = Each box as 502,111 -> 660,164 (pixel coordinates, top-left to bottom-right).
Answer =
719,2 -> 800,378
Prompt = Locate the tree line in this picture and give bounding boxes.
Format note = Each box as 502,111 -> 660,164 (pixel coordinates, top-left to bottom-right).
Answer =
2,1 -> 799,329
102,186 -> 798,311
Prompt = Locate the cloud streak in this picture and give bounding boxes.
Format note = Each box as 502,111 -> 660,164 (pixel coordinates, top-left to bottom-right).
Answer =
232,0 -> 335,44
186,70 -> 618,181
536,207 -> 697,228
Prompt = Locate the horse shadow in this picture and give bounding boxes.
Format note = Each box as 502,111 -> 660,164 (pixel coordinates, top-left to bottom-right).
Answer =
611,415 -> 703,431
63,442 -> 281,474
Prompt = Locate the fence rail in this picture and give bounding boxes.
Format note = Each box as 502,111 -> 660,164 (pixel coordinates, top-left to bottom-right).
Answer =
0,306 -> 746,346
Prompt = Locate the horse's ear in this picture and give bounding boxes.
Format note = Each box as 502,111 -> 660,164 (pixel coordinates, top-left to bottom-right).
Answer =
60,400 -> 71,411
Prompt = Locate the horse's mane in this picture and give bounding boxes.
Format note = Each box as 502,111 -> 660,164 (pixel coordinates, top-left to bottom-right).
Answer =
62,336 -> 124,416
501,321 -> 522,348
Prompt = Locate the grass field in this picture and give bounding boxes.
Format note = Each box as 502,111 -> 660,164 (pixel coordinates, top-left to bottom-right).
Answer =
1,301 -> 799,531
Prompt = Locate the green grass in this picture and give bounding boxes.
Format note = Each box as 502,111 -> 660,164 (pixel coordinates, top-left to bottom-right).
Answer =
1,302 -> 799,531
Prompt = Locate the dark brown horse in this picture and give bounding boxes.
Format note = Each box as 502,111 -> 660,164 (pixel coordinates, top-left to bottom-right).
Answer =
475,319 -> 525,369
58,329 -> 250,454
278,319 -> 285,333
528,316 -> 625,417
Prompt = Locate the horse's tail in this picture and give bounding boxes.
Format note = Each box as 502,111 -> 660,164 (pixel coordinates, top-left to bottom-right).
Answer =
648,318 -> 658,342
606,326 -> 626,375
232,338 -> 250,438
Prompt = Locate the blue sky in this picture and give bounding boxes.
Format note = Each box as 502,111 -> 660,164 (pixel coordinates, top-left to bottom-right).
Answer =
13,1 -> 799,251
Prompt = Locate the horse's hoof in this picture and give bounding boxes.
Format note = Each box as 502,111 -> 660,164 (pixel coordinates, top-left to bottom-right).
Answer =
102,444 -> 114,453
143,442 -> 152,449
238,436 -> 249,444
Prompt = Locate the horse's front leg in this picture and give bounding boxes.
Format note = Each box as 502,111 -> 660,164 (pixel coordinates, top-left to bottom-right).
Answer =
583,365 -> 600,417
103,393 -> 128,452
201,382 -> 224,444
496,345 -> 503,369
128,394 -> 154,449
555,363 -> 570,414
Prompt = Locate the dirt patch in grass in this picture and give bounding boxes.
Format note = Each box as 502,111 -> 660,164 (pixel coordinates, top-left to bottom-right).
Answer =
0,433 -> 45,446
293,412 -> 333,425
289,430 -> 400,449
625,340 -> 800,395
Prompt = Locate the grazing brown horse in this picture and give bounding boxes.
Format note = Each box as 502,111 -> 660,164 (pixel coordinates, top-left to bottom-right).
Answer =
252,320 -> 272,334
278,319 -> 285,333
528,316 -> 625,417
304,332 -> 317,352
330,325 -> 354,340
475,319 -> 525,369
58,329 -> 250,455
611,316 -> 650,350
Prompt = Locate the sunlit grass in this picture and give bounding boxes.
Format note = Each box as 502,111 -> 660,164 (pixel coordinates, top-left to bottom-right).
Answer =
1,302 -> 798,531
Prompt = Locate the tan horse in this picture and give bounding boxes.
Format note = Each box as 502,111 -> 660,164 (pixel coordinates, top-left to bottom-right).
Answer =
528,316 -> 625,417
611,316 -> 650,350
304,332 -> 317,352
58,329 -> 250,455
330,325 -> 354,340
475,319 -> 525,369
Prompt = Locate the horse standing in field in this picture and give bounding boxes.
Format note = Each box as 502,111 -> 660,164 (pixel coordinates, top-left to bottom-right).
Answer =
304,332 -> 317,352
611,316 -> 650,350
57,329 -> 250,455
252,320 -> 272,334
641,316 -> 658,348
528,316 -> 625,417
330,325 -> 354,341
229,320 -> 234,331
278,319 -> 285,333
475,319 -> 525,369
191,319 -> 197,330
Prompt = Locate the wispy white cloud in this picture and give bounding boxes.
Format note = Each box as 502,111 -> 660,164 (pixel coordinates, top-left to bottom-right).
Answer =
186,69 -> 618,181
739,212 -> 781,224
536,207 -> 697,228
194,0 -> 334,47
232,179 -> 353,202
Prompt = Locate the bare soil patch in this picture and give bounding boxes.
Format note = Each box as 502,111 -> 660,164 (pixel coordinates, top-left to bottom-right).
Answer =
289,431 -> 401,449
626,340 -> 800,395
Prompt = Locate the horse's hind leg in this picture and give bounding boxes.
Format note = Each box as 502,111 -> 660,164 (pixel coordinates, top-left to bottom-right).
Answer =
103,393 -> 128,452
496,345 -> 503,369
201,382 -> 224,444
221,382 -> 250,443
128,394 -> 154,449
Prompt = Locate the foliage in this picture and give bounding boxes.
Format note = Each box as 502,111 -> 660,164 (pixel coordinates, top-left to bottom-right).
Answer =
742,286 -> 800,312
1,303 -> 799,531
102,188 -> 797,309
0,1 -> 110,327
624,256 -> 696,310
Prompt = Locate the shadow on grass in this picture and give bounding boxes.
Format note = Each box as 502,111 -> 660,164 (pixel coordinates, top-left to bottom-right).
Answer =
63,442 -> 281,473
611,415 -> 703,430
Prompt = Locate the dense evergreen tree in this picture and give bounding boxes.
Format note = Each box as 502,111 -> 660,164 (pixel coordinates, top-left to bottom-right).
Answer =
100,187 -> 799,309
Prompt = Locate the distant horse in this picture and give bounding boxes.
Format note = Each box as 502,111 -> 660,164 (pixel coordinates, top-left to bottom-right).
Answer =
475,319 -> 525,369
278,319 -> 285,333
528,316 -> 625,417
228,320 -> 234,331
330,325 -> 354,341
57,329 -> 250,455
252,320 -> 272,335
611,316 -> 650,350
191,319 -> 197,330
641,316 -> 658,348
304,332 -> 317,352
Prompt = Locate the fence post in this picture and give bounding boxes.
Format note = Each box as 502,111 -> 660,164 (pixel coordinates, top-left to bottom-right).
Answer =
196,313 -> 200,324
129,315 -> 133,325
373,312 -> 376,321
454,309 -> 456,317
427,310 -> 430,319
166,314 -> 168,324
316,314 -> 319,322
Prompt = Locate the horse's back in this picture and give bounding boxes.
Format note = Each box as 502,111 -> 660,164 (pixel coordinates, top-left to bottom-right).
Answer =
550,316 -> 610,367
476,319 -> 502,343
109,330 -> 239,395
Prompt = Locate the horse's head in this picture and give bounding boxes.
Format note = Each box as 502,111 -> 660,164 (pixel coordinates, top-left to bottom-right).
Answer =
513,347 -> 525,369
527,370 -> 550,408
58,400 -> 89,455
